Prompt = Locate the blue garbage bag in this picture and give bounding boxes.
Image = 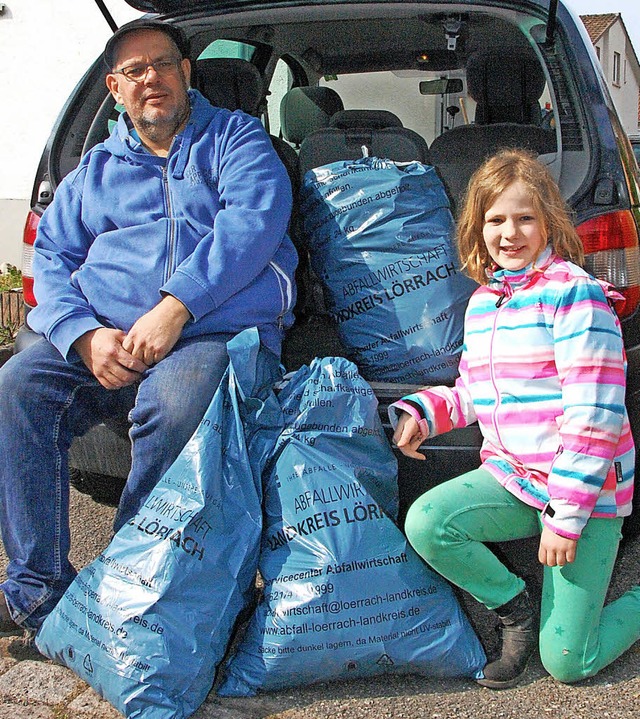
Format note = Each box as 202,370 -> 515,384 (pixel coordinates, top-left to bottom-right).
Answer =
301,157 -> 478,383
218,357 -> 486,695
35,328 -> 283,719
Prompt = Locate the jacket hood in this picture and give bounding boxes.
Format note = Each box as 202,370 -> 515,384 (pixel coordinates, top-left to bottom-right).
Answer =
103,89 -> 219,179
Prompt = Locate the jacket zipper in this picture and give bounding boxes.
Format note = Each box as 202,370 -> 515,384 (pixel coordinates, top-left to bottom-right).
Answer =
269,260 -> 293,329
162,165 -> 177,282
489,290 -> 507,449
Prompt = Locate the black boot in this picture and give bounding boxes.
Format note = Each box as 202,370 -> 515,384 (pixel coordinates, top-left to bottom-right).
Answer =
0,590 -> 23,636
476,589 -> 538,689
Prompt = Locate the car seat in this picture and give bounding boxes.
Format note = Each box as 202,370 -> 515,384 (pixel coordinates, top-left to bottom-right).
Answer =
280,86 -> 345,149
429,48 -> 557,213
195,57 -> 264,114
195,57 -> 299,194
298,107 -> 430,177
467,49 -> 547,125
285,103 -> 431,367
278,85 -> 347,324
278,87 -> 351,361
330,109 -> 404,129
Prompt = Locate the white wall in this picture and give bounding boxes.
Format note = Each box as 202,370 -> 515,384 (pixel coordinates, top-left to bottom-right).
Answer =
0,0 -> 143,266
594,19 -> 640,134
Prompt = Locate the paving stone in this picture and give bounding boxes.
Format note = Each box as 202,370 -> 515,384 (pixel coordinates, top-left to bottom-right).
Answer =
194,701 -> 255,719
0,659 -> 82,704
67,686 -> 123,718
0,635 -> 44,662
0,658 -> 16,676
195,697 -> 283,719
0,705 -> 54,719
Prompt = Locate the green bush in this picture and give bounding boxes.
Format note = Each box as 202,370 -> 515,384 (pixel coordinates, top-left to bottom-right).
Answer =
0,264 -> 22,292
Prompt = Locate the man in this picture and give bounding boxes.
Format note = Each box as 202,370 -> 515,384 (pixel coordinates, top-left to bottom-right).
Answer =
0,20 -> 296,634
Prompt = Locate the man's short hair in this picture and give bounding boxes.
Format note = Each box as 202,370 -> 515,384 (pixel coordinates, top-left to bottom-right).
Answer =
104,19 -> 190,70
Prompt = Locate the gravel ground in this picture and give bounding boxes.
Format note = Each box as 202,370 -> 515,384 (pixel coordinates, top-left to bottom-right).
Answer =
0,488 -> 638,718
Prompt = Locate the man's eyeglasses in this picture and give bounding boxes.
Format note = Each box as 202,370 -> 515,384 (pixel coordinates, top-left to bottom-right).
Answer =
113,58 -> 182,83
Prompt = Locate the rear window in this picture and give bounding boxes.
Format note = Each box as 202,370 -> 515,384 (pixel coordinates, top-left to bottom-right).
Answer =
319,63 -> 554,148
198,39 -> 255,60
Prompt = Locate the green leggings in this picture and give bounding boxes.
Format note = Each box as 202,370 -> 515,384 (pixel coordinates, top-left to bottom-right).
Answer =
404,468 -> 640,683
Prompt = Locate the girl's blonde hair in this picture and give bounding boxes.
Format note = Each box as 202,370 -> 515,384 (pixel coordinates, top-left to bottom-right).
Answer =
457,148 -> 584,284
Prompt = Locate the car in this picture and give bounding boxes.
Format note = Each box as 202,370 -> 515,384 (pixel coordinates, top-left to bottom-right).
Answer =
17,0 -> 640,537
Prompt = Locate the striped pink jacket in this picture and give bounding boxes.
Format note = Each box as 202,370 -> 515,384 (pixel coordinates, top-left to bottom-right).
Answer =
390,249 -> 635,539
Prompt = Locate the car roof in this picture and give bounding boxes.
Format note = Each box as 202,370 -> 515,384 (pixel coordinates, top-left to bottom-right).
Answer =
122,0 -> 555,11
116,2 -> 563,77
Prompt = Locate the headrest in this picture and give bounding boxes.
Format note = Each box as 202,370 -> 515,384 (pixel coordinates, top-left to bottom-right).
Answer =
195,58 -> 264,115
330,109 -> 403,129
280,86 -> 344,146
299,127 -> 430,177
466,49 -> 546,125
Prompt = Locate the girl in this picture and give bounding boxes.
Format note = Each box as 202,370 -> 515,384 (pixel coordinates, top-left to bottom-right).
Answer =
391,149 -> 639,688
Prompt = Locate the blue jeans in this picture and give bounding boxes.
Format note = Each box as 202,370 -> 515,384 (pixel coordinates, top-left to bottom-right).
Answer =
0,332 -> 254,631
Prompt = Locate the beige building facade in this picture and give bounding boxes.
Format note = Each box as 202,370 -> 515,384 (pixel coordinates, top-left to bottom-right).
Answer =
581,13 -> 640,134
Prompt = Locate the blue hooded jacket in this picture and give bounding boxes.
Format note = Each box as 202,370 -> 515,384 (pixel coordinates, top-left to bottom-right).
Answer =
29,90 -> 297,358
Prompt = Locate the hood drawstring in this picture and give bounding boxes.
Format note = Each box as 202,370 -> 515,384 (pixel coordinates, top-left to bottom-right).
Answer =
495,282 -> 513,307
172,123 -> 195,180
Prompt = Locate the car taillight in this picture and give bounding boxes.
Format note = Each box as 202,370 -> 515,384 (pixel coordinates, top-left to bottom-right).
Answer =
577,210 -> 640,318
22,211 -> 39,307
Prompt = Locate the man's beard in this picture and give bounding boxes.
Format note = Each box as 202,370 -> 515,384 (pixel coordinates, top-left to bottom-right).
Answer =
137,95 -> 190,144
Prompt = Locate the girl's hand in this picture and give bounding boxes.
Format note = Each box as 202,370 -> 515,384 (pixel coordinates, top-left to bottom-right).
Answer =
393,412 -> 429,460
538,526 -> 577,567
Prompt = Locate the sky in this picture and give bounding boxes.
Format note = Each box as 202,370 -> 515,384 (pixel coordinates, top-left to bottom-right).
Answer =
566,0 -> 640,58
